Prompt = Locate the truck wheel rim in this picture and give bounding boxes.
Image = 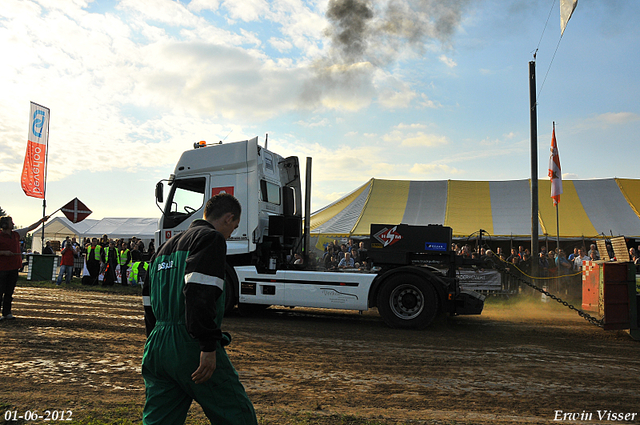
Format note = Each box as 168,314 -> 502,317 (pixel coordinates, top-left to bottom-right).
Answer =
389,284 -> 424,320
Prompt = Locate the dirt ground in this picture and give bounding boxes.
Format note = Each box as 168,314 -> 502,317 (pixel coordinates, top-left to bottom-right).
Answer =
1,281 -> 639,425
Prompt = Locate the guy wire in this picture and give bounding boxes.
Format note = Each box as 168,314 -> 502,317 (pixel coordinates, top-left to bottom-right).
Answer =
534,0 -> 557,59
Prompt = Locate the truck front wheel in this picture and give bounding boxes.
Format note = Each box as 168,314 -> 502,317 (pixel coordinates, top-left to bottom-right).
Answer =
377,274 -> 438,329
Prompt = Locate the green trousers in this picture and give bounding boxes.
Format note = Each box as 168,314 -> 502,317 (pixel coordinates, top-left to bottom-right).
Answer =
142,323 -> 257,425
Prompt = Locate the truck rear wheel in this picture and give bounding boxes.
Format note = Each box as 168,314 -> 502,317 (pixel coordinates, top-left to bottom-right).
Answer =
377,274 -> 438,329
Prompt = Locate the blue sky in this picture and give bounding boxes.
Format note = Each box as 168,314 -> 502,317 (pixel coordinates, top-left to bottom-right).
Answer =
1,0 -> 638,228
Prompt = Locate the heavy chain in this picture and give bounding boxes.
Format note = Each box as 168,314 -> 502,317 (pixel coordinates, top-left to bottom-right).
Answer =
494,262 -> 605,328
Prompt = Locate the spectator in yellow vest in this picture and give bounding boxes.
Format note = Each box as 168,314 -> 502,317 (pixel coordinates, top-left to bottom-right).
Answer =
102,240 -> 119,286
118,241 -> 131,286
84,238 -> 102,286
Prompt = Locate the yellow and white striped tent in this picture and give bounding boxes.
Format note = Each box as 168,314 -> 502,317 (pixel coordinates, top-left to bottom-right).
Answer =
310,178 -> 640,239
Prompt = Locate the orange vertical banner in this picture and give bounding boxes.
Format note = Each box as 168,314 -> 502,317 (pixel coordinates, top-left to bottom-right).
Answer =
21,102 -> 50,199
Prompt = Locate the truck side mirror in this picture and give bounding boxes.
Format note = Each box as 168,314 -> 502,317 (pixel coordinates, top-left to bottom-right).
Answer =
155,182 -> 164,204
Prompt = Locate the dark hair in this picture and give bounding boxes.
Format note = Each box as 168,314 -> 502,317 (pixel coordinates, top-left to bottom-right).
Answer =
0,216 -> 12,230
204,193 -> 241,221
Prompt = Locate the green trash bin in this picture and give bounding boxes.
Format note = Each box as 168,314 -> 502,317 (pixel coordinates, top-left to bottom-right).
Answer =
27,254 -> 59,282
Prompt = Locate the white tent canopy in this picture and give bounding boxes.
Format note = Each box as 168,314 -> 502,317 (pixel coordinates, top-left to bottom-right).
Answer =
31,216 -> 157,252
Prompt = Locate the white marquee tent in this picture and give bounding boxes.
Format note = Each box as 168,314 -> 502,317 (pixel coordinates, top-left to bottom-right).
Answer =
31,216 -> 157,251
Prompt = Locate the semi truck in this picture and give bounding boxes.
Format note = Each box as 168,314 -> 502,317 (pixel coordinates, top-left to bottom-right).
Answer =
154,137 -> 484,329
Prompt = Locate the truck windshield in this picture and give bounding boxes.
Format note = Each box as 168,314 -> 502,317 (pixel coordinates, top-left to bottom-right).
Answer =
163,177 -> 206,229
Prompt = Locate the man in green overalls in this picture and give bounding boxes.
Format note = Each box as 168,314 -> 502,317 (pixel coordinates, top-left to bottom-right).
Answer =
141,193 -> 257,425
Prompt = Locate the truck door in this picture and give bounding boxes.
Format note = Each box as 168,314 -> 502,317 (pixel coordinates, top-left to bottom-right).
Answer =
160,176 -> 207,243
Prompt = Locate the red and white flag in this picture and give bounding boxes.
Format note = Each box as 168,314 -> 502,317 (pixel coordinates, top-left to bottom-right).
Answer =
548,126 -> 563,206
61,198 -> 92,223
21,102 -> 50,199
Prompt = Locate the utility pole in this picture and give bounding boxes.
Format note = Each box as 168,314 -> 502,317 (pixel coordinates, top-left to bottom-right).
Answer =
529,61 -> 539,277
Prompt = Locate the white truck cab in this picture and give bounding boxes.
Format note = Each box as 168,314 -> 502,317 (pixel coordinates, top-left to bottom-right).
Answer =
156,137 -> 302,258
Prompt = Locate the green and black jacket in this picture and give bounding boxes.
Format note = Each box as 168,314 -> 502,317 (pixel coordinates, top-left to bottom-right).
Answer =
142,219 -> 226,352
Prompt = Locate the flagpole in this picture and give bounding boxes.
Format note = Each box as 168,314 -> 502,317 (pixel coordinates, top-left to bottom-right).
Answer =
555,203 -> 560,250
553,122 -> 560,252
40,109 -> 50,252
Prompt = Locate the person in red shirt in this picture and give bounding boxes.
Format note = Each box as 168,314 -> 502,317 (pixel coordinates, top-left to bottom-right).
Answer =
0,215 -> 49,320
56,243 -> 77,286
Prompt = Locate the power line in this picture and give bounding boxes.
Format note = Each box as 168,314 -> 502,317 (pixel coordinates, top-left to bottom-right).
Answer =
537,35 -> 564,101
533,0 -> 557,60
533,0 -> 567,103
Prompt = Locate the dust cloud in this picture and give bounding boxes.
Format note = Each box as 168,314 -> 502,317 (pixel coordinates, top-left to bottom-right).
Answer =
482,295 -> 588,324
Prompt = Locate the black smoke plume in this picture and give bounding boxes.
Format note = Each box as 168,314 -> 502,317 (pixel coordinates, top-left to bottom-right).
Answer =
300,0 -> 470,108
324,0 -> 470,66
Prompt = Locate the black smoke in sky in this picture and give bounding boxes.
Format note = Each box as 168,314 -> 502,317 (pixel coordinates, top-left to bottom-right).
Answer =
324,0 -> 470,66
300,0 -> 471,108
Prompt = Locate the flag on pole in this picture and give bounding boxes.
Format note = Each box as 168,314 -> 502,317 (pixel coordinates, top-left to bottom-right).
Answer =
21,102 -> 50,199
548,126 -> 563,206
61,198 -> 92,223
560,0 -> 578,35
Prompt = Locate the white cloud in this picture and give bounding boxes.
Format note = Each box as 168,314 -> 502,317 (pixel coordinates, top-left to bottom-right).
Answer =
479,131 -> 517,146
479,137 -> 501,146
118,0 -> 200,27
409,163 -> 462,175
269,138 -> 395,186
269,37 -> 293,52
401,133 -> 448,147
439,54 -> 457,68
221,0 -> 270,22
187,0 -> 221,13
296,118 -> 330,128
382,124 -> 448,147
418,94 -> 443,109
377,88 -> 417,109
572,112 -> 640,132
1,2 -> 294,183
595,112 -> 640,125
395,123 -> 427,130
373,72 -> 417,109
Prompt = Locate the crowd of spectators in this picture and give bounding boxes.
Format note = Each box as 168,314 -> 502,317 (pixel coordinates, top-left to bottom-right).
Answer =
450,242 -> 605,296
322,239 -> 368,270
78,235 -> 154,286
459,243 -> 598,278
25,234 -> 155,287
319,237 -> 640,276
77,235 -> 155,260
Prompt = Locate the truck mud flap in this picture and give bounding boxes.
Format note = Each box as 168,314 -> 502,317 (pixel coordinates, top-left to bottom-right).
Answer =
455,289 -> 485,315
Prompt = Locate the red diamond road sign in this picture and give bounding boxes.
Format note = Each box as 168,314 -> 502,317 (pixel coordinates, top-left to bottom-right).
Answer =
61,198 -> 92,223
